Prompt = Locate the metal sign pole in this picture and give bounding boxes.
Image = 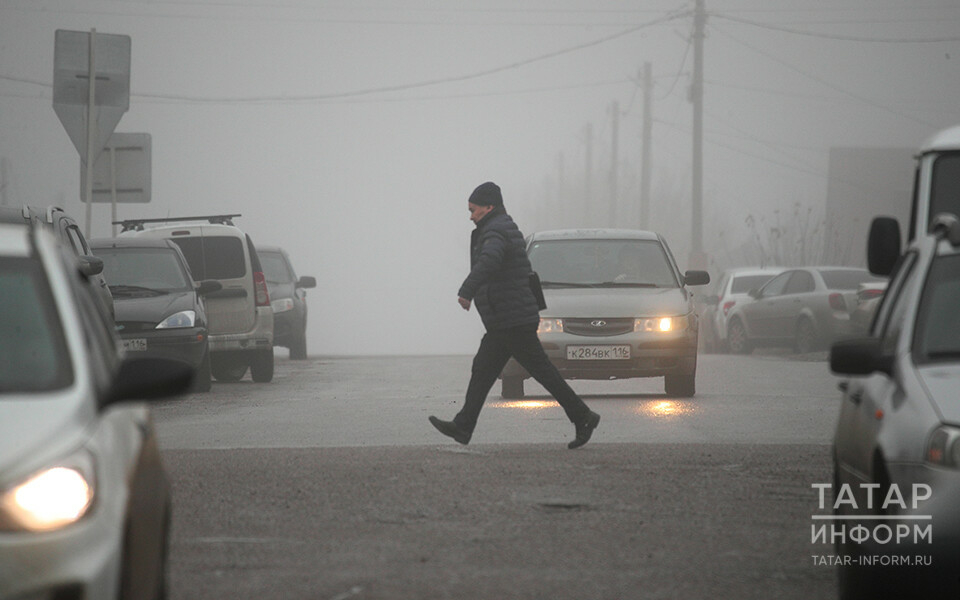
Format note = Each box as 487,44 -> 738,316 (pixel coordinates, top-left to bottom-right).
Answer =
109,145 -> 117,236
83,28 -> 97,239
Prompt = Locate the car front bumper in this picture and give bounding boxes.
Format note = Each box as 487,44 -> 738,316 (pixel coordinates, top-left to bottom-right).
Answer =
502,327 -> 699,380
119,326 -> 208,368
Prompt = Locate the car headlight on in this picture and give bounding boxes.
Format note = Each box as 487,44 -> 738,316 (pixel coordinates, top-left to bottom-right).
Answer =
926,426 -> 960,467
0,454 -> 95,532
635,315 -> 688,332
271,298 -> 295,313
538,318 -> 563,334
156,310 -> 196,329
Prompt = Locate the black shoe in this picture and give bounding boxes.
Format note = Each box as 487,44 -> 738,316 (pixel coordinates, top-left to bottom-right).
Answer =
429,416 -> 472,445
568,411 -> 600,449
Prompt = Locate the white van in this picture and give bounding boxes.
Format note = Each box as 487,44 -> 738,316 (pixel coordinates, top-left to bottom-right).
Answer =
869,124 -> 960,274
119,215 -> 274,382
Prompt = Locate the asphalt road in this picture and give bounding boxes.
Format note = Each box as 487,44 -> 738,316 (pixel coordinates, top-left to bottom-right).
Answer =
152,352 -> 843,599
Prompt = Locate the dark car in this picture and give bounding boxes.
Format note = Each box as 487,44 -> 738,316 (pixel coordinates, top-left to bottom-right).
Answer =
829,215 -> 960,598
0,222 -> 191,600
500,229 -> 709,398
258,245 -> 316,360
92,237 -> 222,392
725,266 -> 886,354
0,205 -> 114,319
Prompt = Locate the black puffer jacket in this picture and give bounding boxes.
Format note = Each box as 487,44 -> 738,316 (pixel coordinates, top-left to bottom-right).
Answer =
458,207 -> 540,331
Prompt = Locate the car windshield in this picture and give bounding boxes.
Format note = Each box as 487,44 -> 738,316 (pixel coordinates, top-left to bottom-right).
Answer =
0,257 -> 73,392
930,153 -> 960,230
730,274 -> 777,294
914,253 -> 960,363
96,247 -> 194,294
260,252 -> 294,284
528,239 -> 678,288
169,236 -> 246,280
818,269 -> 884,290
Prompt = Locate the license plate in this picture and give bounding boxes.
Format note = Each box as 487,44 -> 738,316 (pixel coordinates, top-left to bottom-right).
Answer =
123,338 -> 147,352
566,345 -> 631,360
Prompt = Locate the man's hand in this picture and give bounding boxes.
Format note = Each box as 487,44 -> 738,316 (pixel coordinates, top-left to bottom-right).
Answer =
458,297 -> 471,311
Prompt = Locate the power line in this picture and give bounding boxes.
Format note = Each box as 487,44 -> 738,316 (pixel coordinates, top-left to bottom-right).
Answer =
711,12 -> 960,43
709,23 -> 941,129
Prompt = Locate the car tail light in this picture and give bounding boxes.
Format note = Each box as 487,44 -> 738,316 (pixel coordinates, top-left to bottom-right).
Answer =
254,271 -> 270,307
828,293 -> 847,312
722,300 -> 736,316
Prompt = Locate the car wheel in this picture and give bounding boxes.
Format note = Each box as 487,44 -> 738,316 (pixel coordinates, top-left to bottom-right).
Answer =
726,319 -> 752,354
250,349 -> 274,383
794,318 -> 819,354
664,372 -> 696,397
501,376 -> 524,399
211,356 -> 247,382
289,332 -> 308,360
192,350 -> 212,392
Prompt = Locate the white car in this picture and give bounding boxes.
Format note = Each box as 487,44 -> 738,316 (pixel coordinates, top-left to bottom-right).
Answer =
699,267 -> 783,352
0,223 -> 190,599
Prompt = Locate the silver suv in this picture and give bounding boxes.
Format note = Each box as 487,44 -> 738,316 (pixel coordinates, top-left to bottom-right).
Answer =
119,215 -> 275,383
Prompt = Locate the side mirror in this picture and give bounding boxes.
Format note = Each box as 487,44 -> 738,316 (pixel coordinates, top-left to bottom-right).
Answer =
78,255 -> 104,277
297,275 -> 317,289
106,357 -> 194,405
683,270 -> 710,286
868,216 -> 901,276
197,280 -> 223,295
829,337 -> 893,377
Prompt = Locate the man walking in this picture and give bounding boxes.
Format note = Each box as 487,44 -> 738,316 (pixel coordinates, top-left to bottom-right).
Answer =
429,181 -> 600,449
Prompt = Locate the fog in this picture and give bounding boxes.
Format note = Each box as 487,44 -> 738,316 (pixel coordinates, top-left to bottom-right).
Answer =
1,1 -> 958,356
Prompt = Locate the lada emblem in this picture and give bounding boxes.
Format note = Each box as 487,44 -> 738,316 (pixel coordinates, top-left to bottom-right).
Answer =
590,320 -> 606,327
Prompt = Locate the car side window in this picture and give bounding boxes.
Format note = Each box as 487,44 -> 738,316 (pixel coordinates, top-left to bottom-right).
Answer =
874,251 -> 918,352
760,271 -> 791,297
784,270 -> 815,295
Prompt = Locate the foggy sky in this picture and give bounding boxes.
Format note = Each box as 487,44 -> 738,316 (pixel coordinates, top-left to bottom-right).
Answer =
1,0 -> 959,356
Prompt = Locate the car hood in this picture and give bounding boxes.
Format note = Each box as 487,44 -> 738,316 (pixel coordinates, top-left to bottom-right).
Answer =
0,394 -> 93,479
113,291 -> 197,324
542,286 -> 692,317
918,364 -> 960,423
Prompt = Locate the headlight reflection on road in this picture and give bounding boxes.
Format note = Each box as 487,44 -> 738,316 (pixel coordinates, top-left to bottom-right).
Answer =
492,400 -> 555,410
638,400 -> 696,418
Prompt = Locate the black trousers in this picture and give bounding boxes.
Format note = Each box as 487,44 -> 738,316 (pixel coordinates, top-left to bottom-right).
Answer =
454,323 -> 591,432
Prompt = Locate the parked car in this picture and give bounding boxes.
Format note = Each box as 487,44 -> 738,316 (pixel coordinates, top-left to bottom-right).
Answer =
258,246 -> 316,360
829,215 -> 960,598
500,229 -> 709,398
0,204 -> 113,319
699,266 -> 784,352
119,214 -> 275,383
0,222 -> 191,600
92,237 -> 223,392
724,266 -> 885,354
849,279 -> 889,336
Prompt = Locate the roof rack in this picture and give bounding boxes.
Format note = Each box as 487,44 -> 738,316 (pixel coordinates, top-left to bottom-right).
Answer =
113,214 -> 242,232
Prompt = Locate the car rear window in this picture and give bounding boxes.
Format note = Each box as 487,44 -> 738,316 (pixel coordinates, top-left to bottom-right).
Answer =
730,274 -> 776,294
260,251 -> 294,284
169,236 -> 246,281
819,269 -> 884,290
0,258 -> 73,392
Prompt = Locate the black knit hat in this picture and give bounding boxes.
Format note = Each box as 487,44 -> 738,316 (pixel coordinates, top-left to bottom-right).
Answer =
468,181 -> 503,207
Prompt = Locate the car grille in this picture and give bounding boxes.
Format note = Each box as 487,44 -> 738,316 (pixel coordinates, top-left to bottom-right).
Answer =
563,318 -> 635,337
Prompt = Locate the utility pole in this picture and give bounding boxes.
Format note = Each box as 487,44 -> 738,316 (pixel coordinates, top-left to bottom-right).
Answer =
690,0 -> 706,268
0,158 -> 9,207
640,62 -> 653,230
609,100 -> 620,226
